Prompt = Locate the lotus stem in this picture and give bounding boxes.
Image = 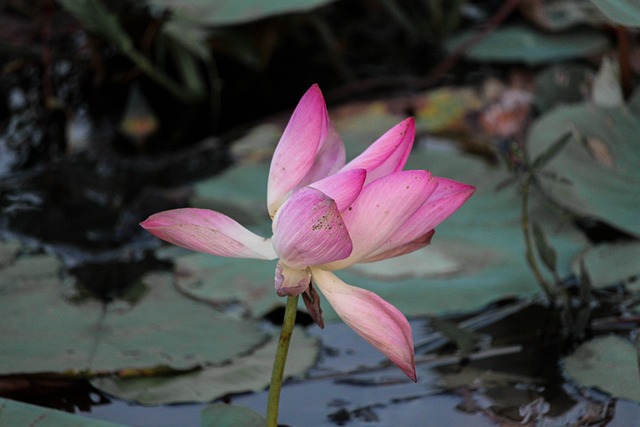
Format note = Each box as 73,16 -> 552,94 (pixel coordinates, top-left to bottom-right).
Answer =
266,295 -> 299,427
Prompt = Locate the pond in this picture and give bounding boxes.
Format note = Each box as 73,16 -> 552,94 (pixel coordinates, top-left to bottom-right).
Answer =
2,1 -> 640,426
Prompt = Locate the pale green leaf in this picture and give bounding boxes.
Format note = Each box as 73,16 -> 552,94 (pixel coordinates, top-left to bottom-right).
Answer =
0,398 -> 125,427
149,0 -> 337,26
573,241 -> 640,289
563,335 -> 640,401
446,25 -> 610,64
527,103 -> 640,237
91,327 -> 318,404
591,0 -> 640,27
0,256 -> 266,374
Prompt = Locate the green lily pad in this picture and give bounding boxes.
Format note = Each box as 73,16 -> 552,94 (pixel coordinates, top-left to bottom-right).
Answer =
201,403 -> 265,427
573,241 -> 640,289
446,25 -> 610,64
149,0 -> 336,26
0,240 -> 21,267
527,103 -> 640,237
0,398 -> 125,427
174,253 -> 280,317
563,335 -> 640,402
91,327 -> 318,405
190,163 -> 271,230
591,0 -> 640,27
0,255 -> 266,374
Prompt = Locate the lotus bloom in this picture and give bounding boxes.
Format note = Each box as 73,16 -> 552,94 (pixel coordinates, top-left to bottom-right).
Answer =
140,85 -> 474,381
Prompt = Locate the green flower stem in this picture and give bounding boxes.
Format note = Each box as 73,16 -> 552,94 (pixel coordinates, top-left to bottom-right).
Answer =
266,295 -> 299,427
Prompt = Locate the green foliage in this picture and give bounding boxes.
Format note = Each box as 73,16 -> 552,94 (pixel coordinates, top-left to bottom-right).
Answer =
446,25 -> 610,64
148,0 -> 336,26
0,254 -> 266,374
0,398 -> 124,427
91,327 -> 318,404
563,335 -> 640,401
527,103 -> 640,238
591,0 -> 640,27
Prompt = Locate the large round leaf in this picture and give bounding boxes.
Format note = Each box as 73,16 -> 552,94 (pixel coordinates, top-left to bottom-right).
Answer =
527,103 -> 640,237
0,254 -> 266,374
91,327 -> 318,405
149,0 -> 336,26
446,26 -> 610,64
563,335 -> 640,402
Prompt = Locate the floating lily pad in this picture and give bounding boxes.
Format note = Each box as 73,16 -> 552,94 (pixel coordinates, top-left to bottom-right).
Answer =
591,0 -> 640,27
563,335 -> 640,402
0,240 -> 21,267
149,0 -> 336,26
519,0 -> 607,30
0,255 -> 266,374
91,327 -> 318,405
0,398 -> 124,427
573,242 -> 640,289
174,253 -> 279,317
527,103 -> 640,237
446,25 -> 610,64
190,163 -> 271,230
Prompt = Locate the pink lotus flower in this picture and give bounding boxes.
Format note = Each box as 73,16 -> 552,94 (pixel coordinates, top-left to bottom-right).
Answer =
140,85 -> 474,381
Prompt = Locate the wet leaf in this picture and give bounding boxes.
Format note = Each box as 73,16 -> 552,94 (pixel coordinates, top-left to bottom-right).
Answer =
0,397 -> 124,427
149,0 -> 336,26
563,335 -> 640,402
572,241 -> 640,289
173,252 -> 279,317
190,163 -> 271,229
591,58 -> 623,108
527,103 -> 640,237
201,403 -> 265,427
0,240 -> 20,267
91,327 -> 318,404
591,0 -> 640,27
446,25 -> 610,64
0,256 -> 266,374
519,0 -> 607,30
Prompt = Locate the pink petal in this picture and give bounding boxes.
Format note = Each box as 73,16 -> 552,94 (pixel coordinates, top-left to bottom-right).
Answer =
268,84 -> 329,217
324,170 -> 438,270
140,208 -> 276,260
414,177 -> 475,231
274,261 -> 311,296
272,187 -> 353,270
360,177 -> 474,262
311,268 -> 416,381
309,168 -> 366,212
341,118 -> 415,184
297,120 -> 346,187
362,230 -> 435,263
